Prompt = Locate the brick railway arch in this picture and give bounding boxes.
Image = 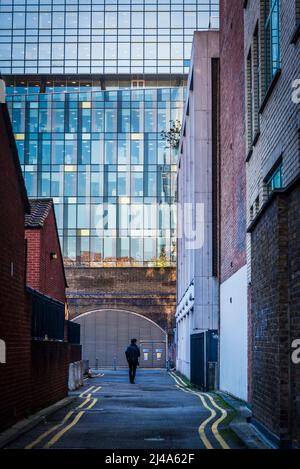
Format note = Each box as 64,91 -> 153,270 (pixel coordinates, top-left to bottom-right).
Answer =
72,308 -> 168,369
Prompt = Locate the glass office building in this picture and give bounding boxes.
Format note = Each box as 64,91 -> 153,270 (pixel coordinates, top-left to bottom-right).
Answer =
1,0 -> 219,267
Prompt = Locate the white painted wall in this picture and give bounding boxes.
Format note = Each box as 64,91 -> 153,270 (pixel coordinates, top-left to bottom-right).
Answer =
220,265 -> 248,401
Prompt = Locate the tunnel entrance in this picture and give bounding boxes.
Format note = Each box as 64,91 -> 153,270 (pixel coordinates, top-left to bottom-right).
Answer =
73,309 -> 167,369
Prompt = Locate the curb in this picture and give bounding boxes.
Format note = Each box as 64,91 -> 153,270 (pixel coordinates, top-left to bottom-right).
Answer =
215,391 -> 273,449
0,396 -> 77,449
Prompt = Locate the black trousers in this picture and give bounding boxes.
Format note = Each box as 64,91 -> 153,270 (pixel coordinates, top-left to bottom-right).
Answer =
128,362 -> 137,383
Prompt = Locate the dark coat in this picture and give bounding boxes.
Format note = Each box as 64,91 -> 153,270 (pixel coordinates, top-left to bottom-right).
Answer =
125,344 -> 140,365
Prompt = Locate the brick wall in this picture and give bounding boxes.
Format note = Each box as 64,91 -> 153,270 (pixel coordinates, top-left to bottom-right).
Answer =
25,230 -> 41,290
26,208 -> 66,304
250,181 -> 300,447
245,0 -> 300,221
0,104 -> 31,431
220,0 -> 247,283
66,267 -> 176,338
30,340 -> 69,413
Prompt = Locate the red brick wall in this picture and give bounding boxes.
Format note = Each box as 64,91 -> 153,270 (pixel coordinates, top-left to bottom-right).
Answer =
30,340 -> 69,413
250,183 -> 300,446
25,229 -> 41,291
26,208 -> 66,304
219,0 -> 247,283
0,105 -> 31,432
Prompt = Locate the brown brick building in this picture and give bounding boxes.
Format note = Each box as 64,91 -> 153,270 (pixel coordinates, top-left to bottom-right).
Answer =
244,0 -> 300,447
0,91 -> 31,431
25,199 -> 68,304
219,0 -> 248,401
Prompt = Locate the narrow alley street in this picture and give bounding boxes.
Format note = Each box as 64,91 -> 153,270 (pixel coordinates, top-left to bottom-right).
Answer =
5,370 -> 245,450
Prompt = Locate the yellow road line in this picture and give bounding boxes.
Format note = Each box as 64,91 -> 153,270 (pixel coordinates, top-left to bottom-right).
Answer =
80,386 -> 95,397
92,386 -> 102,393
169,371 -> 231,450
77,394 -> 91,409
197,393 -> 216,449
25,394 -> 97,449
43,398 -> 98,449
205,394 -> 230,449
25,411 -> 74,449
170,372 -> 214,449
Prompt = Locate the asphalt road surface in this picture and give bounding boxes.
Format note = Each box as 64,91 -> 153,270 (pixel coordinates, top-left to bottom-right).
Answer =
5,369 -> 246,449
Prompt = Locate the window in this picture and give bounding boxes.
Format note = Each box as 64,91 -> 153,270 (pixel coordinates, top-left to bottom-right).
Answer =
264,0 -> 281,90
246,27 -> 260,151
131,80 -> 145,89
266,163 -> 283,195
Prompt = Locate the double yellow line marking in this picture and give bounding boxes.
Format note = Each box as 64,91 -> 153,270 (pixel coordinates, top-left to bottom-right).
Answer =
26,386 -> 101,449
169,371 -> 230,449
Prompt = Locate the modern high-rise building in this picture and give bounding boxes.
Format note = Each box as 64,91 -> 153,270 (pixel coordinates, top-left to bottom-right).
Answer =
1,0 -> 219,367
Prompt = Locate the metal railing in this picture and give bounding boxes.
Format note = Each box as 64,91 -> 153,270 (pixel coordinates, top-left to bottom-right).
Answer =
67,320 -> 80,345
30,289 -> 65,341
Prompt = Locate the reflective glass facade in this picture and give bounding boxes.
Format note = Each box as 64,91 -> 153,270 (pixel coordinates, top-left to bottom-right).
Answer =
0,0 -> 219,75
2,0 -> 219,267
6,85 -> 183,266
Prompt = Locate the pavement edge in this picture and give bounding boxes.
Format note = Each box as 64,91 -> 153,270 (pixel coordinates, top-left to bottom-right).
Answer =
0,396 -> 77,449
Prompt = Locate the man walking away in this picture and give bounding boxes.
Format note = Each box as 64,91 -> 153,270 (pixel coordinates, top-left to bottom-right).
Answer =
125,339 -> 140,384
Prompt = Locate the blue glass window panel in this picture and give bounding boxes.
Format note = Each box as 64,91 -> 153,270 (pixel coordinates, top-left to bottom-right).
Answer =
80,140 -> 91,164
66,205 -> 77,229
91,173 -> 103,197
131,108 -> 142,132
27,140 -> 38,164
92,109 -> 104,132
120,108 -> 130,132
104,238 -> 116,260
91,139 -> 103,165
145,140 -> 157,164
131,141 -> 143,165
118,173 -> 130,196
77,205 -> 90,229
27,109 -> 38,132
144,238 -> 156,262
131,173 -> 143,197
64,172 -> 77,197
41,173 -> 51,197
81,109 -> 91,132
78,172 -> 90,197
145,172 -> 157,197
52,141 -> 64,164
105,109 -> 117,132
25,172 -> 37,197
105,173 -> 117,197
51,173 -> 62,197
105,140 -> 117,164
131,238 -> 143,261
13,12 -> 25,29
67,109 -> 78,132
41,140 -> 51,164
52,108 -> 65,132
65,140 -> 77,164
118,139 -> 129,164
16,141 -> 24,164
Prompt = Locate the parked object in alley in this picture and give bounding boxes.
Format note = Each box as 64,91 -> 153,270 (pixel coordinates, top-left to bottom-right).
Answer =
125,339 -> 141,384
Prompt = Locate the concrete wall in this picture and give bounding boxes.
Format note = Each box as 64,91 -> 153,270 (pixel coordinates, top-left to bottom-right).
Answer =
176,32 -> 220,379
220,265 -> 248,401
